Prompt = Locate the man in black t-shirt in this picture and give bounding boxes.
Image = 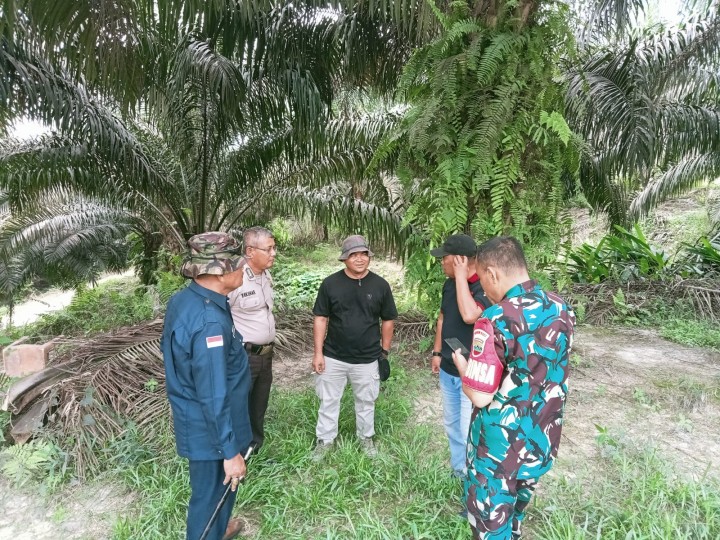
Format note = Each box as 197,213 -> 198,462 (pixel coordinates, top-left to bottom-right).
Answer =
311,235 -> 398,459
431,234 -> 491,479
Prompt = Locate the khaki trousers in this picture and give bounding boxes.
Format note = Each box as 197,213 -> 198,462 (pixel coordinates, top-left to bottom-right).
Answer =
314,356 -> 380,442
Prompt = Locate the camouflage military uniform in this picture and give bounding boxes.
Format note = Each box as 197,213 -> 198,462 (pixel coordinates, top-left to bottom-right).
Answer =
465,280 -> 575,540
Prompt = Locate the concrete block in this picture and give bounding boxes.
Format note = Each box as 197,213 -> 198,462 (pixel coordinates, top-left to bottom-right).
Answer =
2,337 -> 57,377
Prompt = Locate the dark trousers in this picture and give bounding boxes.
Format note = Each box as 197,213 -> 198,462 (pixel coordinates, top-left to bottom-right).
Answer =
247,351 -> 273,449
186,459 -> 237,540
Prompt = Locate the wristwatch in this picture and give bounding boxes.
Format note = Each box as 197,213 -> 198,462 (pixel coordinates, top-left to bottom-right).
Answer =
381,348 -> 390,358
431,351 -> 441,357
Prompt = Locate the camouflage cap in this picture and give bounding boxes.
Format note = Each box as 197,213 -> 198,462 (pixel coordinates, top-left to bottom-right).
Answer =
181,232 -> 247,279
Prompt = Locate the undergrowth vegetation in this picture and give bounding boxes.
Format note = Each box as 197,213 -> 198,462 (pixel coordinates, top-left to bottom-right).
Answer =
1,222 -> 719,537
582,289 -> 720,351
566,224 -> 720,284
535,432 -> 720,539
0,439 -> 69,491
111,365 -> 469,539
564,222 -> 720,351
9,278 -> 156,341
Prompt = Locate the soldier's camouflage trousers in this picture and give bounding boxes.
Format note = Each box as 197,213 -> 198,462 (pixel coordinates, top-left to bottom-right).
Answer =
465,471 -> 538,540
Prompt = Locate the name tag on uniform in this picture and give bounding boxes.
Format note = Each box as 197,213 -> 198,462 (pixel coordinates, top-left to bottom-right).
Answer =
206,335 -> 224,348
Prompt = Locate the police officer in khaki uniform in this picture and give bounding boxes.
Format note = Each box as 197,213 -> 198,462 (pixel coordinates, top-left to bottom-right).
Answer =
228,226 -> 276,450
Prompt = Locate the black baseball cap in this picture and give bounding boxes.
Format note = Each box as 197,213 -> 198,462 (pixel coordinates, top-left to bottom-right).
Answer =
430,234 -> 477,257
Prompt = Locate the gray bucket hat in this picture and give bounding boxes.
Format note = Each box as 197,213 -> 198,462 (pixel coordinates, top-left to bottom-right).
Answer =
338,235 -> 374,261
181,232 -> 247,278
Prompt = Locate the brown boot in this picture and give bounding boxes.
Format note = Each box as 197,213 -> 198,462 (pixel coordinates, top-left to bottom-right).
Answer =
221,517 -> 244,540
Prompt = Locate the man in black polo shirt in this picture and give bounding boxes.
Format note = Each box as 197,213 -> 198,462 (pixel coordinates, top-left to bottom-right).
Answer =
431,234 -> 491,479
311,235 -> 398,460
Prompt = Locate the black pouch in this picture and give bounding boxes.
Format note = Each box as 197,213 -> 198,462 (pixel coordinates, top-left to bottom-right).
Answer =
378,356 -> 391,381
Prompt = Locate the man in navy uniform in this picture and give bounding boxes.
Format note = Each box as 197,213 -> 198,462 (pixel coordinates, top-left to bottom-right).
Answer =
162,232 -> 252,540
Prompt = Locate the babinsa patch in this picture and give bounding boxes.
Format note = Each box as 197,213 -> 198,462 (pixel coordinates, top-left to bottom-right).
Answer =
472,327 -> 490,355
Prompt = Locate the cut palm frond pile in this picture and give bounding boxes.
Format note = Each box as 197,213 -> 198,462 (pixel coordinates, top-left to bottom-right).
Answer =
275,309 -> 431,351
569,279 -> 720,325
52,321 -> 165,477
5,309 -> 432,477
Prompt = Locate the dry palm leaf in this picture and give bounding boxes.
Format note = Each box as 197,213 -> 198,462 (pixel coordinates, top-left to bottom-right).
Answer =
25,310 -> 431,477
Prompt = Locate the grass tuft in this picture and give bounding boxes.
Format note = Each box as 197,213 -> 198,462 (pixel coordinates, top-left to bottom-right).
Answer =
534,432 -> 720,539
111,366 -> 468,539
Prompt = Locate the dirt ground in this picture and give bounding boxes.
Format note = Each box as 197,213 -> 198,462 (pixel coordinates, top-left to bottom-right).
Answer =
1,326 -> 719,538
0,478 -> 135,540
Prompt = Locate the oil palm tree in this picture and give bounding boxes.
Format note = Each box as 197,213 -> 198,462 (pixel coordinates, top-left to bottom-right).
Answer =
2,0 -> 718,297
0,0 -> 418,292
565,0 -> 720,224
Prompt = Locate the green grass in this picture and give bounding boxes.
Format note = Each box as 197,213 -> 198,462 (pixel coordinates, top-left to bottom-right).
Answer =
3,316 -> 718,539
657,318 -> 720,350
111,366 -> 467,539
533,435 -> 720,539
109,365 -> 720,539
277,244 -> 342,269
652,377 -> 720,408
616,297 -> 720,352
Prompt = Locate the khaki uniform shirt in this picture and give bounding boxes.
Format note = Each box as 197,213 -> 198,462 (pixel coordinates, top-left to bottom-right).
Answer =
228,267 -> 276,345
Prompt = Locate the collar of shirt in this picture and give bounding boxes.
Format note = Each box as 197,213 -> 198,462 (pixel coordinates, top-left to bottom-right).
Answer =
188,280 -> 230,311
467,273 -> 479,284
244,267 -> 271,282
504,279 -> 540,301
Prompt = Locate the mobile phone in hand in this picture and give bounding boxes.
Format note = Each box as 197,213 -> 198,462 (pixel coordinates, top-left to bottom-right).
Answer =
444,337 -> 469,357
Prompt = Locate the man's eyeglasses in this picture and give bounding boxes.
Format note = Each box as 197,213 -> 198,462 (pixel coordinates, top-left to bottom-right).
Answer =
248,245 -> 277,254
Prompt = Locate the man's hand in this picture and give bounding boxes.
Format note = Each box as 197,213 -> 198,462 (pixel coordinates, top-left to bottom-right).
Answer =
223,453 -> 247,492
452,255 -> 470,281
431,355 -> 441,374
451,349 -> 468,378
312,353 -> 325,374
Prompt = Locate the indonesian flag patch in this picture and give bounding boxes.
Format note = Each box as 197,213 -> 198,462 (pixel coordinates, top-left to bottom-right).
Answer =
206,335 -> 224,348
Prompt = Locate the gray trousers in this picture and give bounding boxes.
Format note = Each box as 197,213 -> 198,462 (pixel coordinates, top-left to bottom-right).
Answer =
314,356 -> 380,442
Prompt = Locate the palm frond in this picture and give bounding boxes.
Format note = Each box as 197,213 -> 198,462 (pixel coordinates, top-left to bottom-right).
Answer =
630,152 -> 720,220
574,0 -> 647,40
566,3 -> 720,222
0,187 -> 133,291
265,186 -> 410,256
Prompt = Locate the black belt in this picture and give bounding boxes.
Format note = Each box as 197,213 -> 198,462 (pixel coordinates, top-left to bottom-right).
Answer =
244,342 -> 274,355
